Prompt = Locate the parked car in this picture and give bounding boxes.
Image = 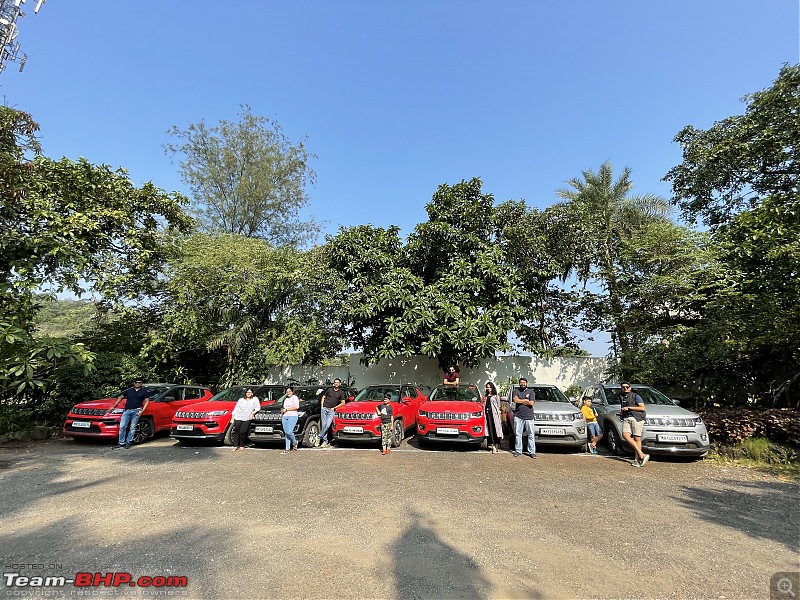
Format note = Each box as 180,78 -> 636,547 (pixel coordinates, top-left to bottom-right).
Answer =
581,383 -> 710,457
63,384 -> 213,444
332,383 -> 428,447
502,384 -> 587,450
416,384 -> 486,448
248,385 -> 355,448
170,384 -> 285,445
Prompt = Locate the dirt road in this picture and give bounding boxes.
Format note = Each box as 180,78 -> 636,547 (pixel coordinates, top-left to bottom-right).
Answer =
0,437 -> 797,599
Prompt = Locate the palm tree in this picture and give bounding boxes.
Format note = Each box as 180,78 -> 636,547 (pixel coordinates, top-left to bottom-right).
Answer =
554,161 -> 670,367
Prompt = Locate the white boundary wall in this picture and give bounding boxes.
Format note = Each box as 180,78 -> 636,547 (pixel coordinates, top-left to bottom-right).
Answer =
262,354 -> 611,393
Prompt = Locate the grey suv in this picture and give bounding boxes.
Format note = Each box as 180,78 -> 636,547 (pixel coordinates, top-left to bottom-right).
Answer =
581,383 -> 710,458
502,384 -> 587,449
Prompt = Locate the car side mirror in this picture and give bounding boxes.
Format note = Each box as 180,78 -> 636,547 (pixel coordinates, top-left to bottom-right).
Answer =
163,396 -> 175,402
672,399 -> 681,406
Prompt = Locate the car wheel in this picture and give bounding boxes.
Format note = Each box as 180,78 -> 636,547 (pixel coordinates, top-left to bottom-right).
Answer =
133,418 -> 154,444
392,419 -> 404,448
223,424 -> 234,446
605,423 -> 623,455
302,420 -> 320,448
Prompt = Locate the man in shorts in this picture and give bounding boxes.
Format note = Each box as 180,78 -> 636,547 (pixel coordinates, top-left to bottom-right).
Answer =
620,382 -> 648,467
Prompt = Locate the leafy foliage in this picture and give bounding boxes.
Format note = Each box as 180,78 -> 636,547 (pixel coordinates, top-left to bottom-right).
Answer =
165,105 -> 317,245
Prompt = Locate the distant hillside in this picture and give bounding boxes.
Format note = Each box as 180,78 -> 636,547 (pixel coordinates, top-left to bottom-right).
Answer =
34,296 -> 98,339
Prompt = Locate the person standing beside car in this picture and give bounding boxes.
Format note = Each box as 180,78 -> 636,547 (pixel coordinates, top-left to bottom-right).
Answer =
317,378 -> 346,448
620,383 -> 648,467
376,392 -> 395,455
484,381 -> 504,454
109,378 -> 151,449
581,396 -> 603,454
280,386 -> 300,455
230,388 -> 260,453
512,377 -> 536,458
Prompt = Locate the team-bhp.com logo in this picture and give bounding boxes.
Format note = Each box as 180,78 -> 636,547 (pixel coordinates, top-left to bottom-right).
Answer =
3,572 -> 188,589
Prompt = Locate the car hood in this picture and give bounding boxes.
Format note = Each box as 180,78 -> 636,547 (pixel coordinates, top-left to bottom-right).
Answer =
177,399 -> 274,414
72,398 -> 118,410
420,400 -> 483,412
533,401 -> 581,414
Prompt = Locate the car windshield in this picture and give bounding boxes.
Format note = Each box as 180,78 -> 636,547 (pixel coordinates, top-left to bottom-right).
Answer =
605,386 -> 676,406
207,386 -> 249,402
527,386 -> 570,403
273,388 -> 325,405
429,385 -> 482,402
354,386 -> 401,402
143,385 -> 172,398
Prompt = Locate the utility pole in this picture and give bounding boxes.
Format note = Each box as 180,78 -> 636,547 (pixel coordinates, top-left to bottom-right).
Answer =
0,0 -> 45,75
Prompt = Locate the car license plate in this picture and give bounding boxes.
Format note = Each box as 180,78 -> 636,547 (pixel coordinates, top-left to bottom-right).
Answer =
436,427 -> 459,435
72,421 -> 91,428
176,424 -> 193,431
539,427 -> 566,436
343,426 -> 363,434
657,434 -> 688,443
255,426 -> 273,433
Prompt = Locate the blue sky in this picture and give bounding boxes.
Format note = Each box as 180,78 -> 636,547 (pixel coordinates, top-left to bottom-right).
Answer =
2,0 -> 798,355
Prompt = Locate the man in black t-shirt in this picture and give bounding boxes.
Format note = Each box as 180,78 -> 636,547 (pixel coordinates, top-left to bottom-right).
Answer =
110,378 -> 151,449
512,377 -> 536,458
317,378 -> 346,448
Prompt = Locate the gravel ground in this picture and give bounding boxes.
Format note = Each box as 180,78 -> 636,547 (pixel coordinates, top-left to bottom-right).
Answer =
0,435 -> 798,600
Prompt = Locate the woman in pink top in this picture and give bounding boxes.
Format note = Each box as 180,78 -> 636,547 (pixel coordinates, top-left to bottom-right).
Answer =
280,386 -> 300,454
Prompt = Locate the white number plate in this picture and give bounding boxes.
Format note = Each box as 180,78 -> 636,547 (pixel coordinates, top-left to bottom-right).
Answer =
176,424 -> 193,431
343,426 -> 363,434
255,426 -> 273,433
436,427 -> 459,435
72,421 -> 91,428
657,434 -> 688,443
539,427 -> 566,436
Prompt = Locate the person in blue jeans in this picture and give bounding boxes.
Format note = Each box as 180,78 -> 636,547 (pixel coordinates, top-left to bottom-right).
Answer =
109,379 -> 151,449
280,386 -> 300,455
317,378 -> 346,448
511,377 -> 536,458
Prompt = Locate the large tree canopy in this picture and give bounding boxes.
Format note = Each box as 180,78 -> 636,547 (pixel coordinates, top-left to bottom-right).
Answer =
165,105 -> 317,245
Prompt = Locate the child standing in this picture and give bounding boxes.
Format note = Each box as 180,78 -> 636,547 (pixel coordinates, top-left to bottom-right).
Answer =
581,396 -> 603,454
377,392 -> 394,455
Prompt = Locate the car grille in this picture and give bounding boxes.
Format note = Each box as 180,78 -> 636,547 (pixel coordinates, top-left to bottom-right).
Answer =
646,417 -> 698,427
253,412 -> 282,421
535,412 -> 578,422
175,411 -> 207,419
427,412 -> 471,421
71,408 -> 107,416
338,412 -> 374,420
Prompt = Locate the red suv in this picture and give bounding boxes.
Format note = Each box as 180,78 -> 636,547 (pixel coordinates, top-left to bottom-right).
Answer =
332,384 -> 428,447
416,384 -> 486,448
63,384 -> 213,444
170,384 -> 285,445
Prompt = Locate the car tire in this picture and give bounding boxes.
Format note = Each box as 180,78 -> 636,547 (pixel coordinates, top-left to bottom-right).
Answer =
605,422 -> 623,455
133,418 -> 154,444
392,419 -> 404,448
302,420 -> 320,448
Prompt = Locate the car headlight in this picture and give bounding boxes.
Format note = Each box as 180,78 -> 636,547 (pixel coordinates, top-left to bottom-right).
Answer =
471,411 -> 483,418
207,410 -> 229,417
418,411 -> 427,418
109,409 -> 124,414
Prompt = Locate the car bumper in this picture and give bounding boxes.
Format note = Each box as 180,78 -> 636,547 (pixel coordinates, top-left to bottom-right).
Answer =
533,424 -> 587,448
170,425 -> 226,442
334,421 -> 382,442
63,419 -> 120,439
417,422 -> 484,444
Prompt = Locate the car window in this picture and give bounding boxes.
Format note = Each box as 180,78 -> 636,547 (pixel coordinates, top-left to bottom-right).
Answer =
354,386 -> 401,401
162,387 -> 184,401
184,387 -> 205,400
529,386 -> 570,402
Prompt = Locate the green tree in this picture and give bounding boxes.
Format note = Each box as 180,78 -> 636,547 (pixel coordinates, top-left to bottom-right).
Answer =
663,64 -> 800,405
553,162 -> 670,372
326,179 -> 525,369
165,105 -> 317,245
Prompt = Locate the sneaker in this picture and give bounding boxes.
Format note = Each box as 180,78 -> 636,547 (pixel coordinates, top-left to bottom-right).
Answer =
631,459 -> 642,467
321,442 -> 330,448
314,438 -> 320,448
111,445 -> 123,450
124,443 -> 131,449
528,454 -> 537,459
641,454 -> 650,466
512,452 -> 521,457
590,446 -> 598,455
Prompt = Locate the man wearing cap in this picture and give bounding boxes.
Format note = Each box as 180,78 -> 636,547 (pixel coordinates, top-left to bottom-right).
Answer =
110,379 -> 151,449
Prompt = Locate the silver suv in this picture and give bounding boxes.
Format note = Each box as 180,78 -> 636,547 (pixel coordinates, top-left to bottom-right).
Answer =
503,384 -> 587,450
581,383 -> 710,458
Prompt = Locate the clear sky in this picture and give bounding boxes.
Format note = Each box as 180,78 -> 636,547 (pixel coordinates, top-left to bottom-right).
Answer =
2,0 -> 798,355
